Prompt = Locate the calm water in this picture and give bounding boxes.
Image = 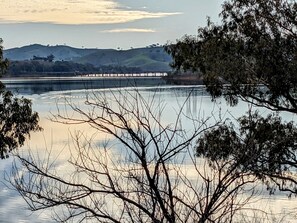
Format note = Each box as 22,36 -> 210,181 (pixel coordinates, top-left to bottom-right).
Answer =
1,76 -> 167,95
0,77 -> 296,222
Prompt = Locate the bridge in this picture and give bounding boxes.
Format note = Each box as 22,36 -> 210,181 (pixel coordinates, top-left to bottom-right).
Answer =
82,72 -> 168,78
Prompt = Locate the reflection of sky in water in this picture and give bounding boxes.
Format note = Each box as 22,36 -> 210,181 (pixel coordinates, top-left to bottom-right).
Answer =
0,158 -> 54,222
0,83 -> 296,222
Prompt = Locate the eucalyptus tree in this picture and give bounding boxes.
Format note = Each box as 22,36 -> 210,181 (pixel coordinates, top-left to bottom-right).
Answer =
8,1 -> 297,221
0,38 -> 41,159
166,0 -> 297,195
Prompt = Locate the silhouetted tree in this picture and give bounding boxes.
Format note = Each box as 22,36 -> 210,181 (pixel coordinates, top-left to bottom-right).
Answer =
11,90 -> 260,222
166,0 -> 297,196
0,38 -> 8,75
166,0 -> 297,111
0,38 -> 41,158
7,0 -> 297,221
47,54 -> 55,62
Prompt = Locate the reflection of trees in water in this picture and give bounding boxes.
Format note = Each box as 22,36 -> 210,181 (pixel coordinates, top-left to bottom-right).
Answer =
184,87 -> 207,115
11,89 -> 261,223
4,78 -> 167,95
145,86 -> 208,115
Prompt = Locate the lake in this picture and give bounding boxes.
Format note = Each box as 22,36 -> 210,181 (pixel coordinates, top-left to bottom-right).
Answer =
0,77 -> 296,222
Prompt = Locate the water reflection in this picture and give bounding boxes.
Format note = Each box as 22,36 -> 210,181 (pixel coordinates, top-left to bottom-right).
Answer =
1,77 -> 167,95
0,79 -> 296,222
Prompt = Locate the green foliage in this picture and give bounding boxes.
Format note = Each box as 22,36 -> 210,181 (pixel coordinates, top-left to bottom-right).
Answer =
5,45 -> 171,73
0,84 -> 41,159
197,112 -> 297,194
166,0 -> 297,111
0,38 -> 9,76
7,60 -> 142,76
0,38 -> 41,159
166,0 -> 297,195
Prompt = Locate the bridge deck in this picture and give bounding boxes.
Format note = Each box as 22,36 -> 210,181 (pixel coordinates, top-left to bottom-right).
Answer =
82,72 -> 168,78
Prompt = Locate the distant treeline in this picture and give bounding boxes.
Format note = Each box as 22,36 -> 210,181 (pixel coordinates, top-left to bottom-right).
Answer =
6,60 -> 142,76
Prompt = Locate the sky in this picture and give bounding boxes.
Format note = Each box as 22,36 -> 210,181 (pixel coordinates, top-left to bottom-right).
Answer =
0,0 -> 222,50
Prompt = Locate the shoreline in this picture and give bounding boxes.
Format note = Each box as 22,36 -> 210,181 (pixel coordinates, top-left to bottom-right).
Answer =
163,74 -> 204,85
1,74 -> 205,86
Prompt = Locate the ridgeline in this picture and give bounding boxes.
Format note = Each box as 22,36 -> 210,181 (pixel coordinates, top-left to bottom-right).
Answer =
4,44 -> 172,76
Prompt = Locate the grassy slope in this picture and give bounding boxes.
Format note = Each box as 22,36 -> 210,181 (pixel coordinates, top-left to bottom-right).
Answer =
75,47 -> 172,72
4,44 -> 98,61
4,45 -> 172,72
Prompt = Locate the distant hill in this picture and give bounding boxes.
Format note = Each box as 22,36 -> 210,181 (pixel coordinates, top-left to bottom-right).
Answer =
4,44 -> 97,61
4,44 -> 172,72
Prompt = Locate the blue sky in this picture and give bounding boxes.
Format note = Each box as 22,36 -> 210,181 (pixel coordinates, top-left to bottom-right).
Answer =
0,0 -> 222,49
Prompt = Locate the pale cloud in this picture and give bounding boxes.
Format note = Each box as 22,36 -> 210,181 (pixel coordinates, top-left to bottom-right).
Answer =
0,0 -> 180,25
101,28 -> 155,33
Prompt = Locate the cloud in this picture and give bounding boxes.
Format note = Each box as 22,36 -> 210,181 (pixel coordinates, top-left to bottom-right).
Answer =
101,28 -> 156,33
0,0 -> 180,25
